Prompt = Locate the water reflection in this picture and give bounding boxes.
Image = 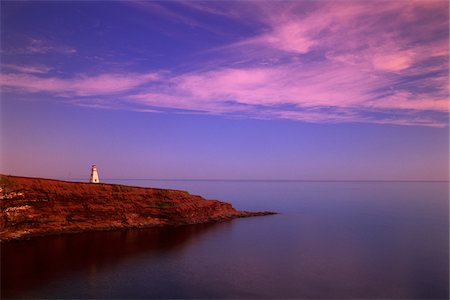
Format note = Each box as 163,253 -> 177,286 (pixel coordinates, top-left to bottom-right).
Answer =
1,223 -> 223,298
1,181 -> 448,299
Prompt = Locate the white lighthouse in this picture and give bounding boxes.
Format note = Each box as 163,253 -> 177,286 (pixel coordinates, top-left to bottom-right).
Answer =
89,165 -> 100,183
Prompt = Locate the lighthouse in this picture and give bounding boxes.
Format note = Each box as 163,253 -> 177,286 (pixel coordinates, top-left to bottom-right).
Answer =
89,165 -> 100,183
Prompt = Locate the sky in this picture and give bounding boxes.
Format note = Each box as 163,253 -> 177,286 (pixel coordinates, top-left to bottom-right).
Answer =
0,0 -> 449,181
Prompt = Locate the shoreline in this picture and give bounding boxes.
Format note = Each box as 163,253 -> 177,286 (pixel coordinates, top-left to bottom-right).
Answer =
0,175 -> 275,242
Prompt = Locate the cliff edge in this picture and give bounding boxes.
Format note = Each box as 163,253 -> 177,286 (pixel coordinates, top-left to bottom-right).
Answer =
0,175 -> 274,241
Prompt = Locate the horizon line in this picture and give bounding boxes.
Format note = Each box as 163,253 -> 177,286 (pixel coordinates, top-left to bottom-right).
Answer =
2,174 -> 448,183
67,178 -> 450,183
2,173 -> 448,183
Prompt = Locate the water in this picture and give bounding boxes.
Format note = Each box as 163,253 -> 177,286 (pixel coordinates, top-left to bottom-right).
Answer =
2,181 -> 449,299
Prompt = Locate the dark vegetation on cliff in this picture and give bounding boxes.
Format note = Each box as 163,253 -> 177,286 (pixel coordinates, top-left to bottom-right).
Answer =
0,175 -> 274,241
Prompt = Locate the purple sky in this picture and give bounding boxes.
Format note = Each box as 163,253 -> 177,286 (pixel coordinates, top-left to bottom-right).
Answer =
1,0 -> 449,180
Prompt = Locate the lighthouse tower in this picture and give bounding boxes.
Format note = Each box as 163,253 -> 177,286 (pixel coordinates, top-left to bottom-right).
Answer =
89,165 -> 100,183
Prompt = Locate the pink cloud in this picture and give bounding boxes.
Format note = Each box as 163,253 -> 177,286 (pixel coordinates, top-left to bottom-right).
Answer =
6,39 -> 77,55
0,72 -> 159,96
256,22 -> 317,54
127,63 -> 448,126
1,64 -> 53,74
367,92 -> 449,111
150,0 -> 446,126
371,48 -> 416,72
227,0 -> 448,74
2,1 -> 447,128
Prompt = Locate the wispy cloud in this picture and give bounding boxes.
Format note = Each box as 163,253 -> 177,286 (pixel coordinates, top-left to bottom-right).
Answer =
1,1 -> 448,127
0,72 -> 159,97
124,1 -> 232,35
127,1 -> 200,27
176,0 -> 258,21
127,64 -> 448,126
3,38 -> 76,55
123,0 -> 448,126
1,64 -> 53,74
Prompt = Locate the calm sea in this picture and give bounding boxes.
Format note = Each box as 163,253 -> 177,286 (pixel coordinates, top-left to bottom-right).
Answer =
1,180 -> 449,299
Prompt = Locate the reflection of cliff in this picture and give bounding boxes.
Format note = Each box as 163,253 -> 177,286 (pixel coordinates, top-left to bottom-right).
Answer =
1,222 -> 227,298
0,175 -> 273,241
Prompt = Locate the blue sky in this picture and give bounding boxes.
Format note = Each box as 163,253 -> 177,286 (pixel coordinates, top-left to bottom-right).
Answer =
1,1 -> 448,180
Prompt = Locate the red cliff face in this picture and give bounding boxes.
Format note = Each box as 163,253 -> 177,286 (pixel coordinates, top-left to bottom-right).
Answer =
0,175 -> 273,241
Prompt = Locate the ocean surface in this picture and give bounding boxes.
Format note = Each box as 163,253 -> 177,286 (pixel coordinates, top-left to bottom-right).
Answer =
2,180 -> 449,299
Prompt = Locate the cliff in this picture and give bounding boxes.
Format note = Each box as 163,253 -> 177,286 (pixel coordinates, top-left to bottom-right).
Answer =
0,175 -> 274,241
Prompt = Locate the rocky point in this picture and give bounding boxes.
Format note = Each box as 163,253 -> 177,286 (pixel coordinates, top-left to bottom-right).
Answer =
0,175 -> 275,242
